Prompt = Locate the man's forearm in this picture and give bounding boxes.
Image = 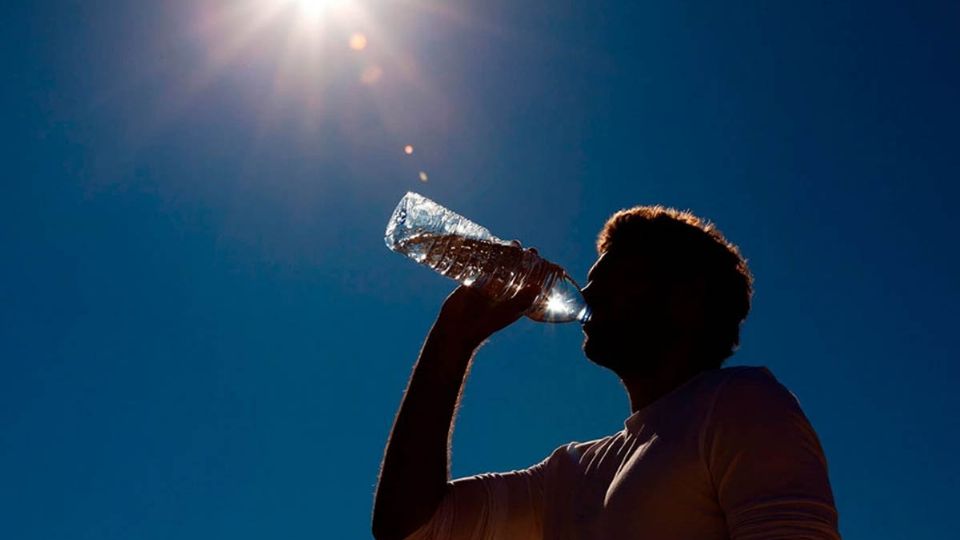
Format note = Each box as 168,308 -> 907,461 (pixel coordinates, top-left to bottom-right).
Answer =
372,322 -> 480,540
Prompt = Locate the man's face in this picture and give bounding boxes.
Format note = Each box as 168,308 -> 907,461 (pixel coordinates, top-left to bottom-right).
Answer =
580,251 -> 679,375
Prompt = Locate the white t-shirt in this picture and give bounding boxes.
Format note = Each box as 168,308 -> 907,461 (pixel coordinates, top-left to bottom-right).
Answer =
408,366 -> 840,539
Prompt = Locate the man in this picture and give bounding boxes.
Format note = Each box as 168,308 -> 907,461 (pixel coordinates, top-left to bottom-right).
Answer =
373,205 -> 840,539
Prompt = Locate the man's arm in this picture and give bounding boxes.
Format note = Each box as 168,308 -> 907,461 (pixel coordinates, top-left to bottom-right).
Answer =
705,368 -> 841,540
372,284 -> 537,540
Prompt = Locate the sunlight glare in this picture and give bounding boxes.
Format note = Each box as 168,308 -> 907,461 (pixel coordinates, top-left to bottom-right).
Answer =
298,0 -> 345,19
189,0 -> 448,148
546,294 -> 567,314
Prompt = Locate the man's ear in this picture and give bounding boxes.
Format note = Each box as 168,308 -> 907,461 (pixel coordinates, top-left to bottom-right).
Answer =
667,275 -> 707,331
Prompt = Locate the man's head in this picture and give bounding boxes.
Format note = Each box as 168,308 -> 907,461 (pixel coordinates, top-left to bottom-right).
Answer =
581,206 -> 753,376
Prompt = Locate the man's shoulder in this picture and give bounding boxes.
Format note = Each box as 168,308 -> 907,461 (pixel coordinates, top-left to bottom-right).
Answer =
702,365 -> 792,399
707,365 -> 806,420
712,364 -> 776,384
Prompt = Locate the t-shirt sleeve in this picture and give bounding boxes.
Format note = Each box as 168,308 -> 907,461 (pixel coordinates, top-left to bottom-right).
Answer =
703,368 -> 841,540
404,454 -> 550,540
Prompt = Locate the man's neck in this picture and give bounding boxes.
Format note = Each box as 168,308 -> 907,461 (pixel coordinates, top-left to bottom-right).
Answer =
620,351 -> 706,413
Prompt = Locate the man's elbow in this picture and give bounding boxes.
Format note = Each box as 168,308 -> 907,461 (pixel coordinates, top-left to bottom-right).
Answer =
371,506 -> 396,540
372,516 -> 416,540
372,481 -> 448,539
372,504 -> 421,540
371,522 -> 399,540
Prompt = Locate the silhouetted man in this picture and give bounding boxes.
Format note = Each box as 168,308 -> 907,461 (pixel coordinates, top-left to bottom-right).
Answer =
373,206 -> 840,539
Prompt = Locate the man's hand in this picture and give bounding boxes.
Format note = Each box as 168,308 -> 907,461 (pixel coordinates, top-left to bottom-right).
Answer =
433,281 -> 541,348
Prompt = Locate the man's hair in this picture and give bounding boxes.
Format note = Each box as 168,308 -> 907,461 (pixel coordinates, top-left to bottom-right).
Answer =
597,205 -> 754,367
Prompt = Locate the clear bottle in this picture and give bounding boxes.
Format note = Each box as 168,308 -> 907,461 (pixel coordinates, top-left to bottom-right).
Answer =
384,192 -> 590,323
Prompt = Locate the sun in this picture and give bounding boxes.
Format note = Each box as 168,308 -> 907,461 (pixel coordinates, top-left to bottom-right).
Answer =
184,0 -> 468,147
297,0 -> 349,19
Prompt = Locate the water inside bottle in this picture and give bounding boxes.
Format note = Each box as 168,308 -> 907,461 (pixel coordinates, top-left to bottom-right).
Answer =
395,233 -> 542,290
394,232 -> 589,323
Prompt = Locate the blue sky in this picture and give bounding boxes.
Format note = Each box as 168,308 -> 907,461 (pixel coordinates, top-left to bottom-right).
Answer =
2,1 -> 958,538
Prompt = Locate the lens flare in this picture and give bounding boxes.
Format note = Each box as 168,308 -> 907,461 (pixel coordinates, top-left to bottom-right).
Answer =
349,32 -> 368,50
360,65 -> 383,84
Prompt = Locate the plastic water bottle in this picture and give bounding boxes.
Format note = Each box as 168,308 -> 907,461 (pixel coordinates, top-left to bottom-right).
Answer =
384,192 -> 590,323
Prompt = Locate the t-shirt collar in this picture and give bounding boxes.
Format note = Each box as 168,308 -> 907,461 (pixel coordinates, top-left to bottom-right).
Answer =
622,368 -> 720,433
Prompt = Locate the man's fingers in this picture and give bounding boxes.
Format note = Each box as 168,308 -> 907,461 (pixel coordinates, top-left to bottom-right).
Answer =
507,283 -> 541,310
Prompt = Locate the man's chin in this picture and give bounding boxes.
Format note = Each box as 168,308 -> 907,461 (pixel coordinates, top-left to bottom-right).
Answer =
583,337 -> 659,376
583,338 -> 614,369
